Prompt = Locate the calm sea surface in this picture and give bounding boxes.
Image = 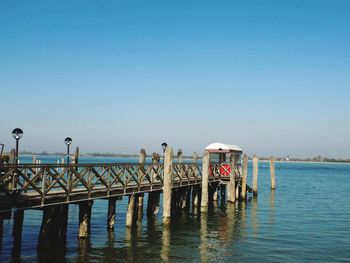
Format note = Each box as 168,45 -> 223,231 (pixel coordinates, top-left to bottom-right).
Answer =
1,156 -> 350,262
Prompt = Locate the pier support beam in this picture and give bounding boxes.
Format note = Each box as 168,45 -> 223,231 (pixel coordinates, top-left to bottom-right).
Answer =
163,146 -> 173,224
241,154 -> 248,200
126,194 -> 137,227
137,149 -> 146,222
147,191 -> 160,217
220,184 -> 226,205
107,197 -> 116,230
0,218 -> 3,249
200,151 -> 210,213
269,156 -> 276,190
12,209 -> 24,257
147,153 -> 161,218
252,155 -> 259,196
137,194 -> 144,223
78,201 -> 92,238
59,204 -> 68,244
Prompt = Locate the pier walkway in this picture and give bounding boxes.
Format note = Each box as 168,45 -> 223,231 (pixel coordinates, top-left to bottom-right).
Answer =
0,161 -> 220,211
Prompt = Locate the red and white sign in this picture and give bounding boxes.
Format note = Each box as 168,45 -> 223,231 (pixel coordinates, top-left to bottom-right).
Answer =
219,164 -> 231,177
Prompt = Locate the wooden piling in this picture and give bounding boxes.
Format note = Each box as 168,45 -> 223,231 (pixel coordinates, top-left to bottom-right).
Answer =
163,146 -> 173,224
252,155 -> 259,196
73,147 -> 80,165
241,154 -> 248,200
107,197 -> 116,230
78,201 -> 92,238
227,153 -> 236,203
200,151 -> 210,213
269,156 -> 276,189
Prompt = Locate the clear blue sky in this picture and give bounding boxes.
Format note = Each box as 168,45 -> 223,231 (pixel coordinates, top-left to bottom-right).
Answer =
1,0 -> 349,158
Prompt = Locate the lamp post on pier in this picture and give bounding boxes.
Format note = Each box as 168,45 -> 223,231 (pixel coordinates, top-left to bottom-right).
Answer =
12,128 -> 23,166
12,128 -> 23,190
64,137 -> 72,164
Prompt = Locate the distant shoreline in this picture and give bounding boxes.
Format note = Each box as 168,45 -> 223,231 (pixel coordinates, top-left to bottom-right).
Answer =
4,151 -> 349,164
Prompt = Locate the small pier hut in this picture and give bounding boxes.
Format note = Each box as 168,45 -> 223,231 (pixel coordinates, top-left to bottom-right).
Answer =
204,143 -> 244,203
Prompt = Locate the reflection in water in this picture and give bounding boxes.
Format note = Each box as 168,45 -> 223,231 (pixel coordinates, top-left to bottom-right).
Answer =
77,238 -> 91,262
269,190 -> 275,225
199,213 -> 208,263
160,225 -> 170,262
252,197 -> 259,237
125,227 -> 138,262
200,201 -> 250,262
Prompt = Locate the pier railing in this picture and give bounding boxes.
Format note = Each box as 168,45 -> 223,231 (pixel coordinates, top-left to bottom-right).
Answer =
0,162 -> 220,210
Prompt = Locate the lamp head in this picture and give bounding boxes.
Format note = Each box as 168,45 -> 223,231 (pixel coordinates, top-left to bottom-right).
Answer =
12,128 -> 23,140
161,142 -> 168,152
64,137 -> 72,146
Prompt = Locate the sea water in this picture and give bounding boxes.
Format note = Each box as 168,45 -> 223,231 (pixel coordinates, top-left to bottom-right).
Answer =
1,156 -> 350,262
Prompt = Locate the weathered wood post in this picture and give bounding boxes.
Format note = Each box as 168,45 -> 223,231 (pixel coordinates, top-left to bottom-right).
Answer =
107,197 -> 117,230
200,151 -> 210,213
252,155 -> 259,196
78,201 -> 92,238
227,153 -> 236,203
241,154 -> 248,200
269,156 -> 276,190
163,146 -> 173,224
72,147 -> 80,165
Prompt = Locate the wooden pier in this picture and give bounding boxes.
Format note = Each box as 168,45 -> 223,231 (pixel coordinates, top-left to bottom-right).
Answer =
0,146 -> 276,256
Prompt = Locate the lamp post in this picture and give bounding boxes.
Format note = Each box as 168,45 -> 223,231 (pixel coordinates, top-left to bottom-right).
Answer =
12,128 -> 23,191
64,137 -> 72,164
161,142 -> 167,163
12,128 -> 23,166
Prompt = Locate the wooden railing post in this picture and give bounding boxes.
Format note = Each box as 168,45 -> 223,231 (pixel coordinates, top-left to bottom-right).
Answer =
200,151 -> 210,213
163,146 -> 173,224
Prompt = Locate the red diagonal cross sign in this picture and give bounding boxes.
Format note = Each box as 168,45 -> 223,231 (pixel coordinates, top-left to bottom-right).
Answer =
219,164 -> 231,177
